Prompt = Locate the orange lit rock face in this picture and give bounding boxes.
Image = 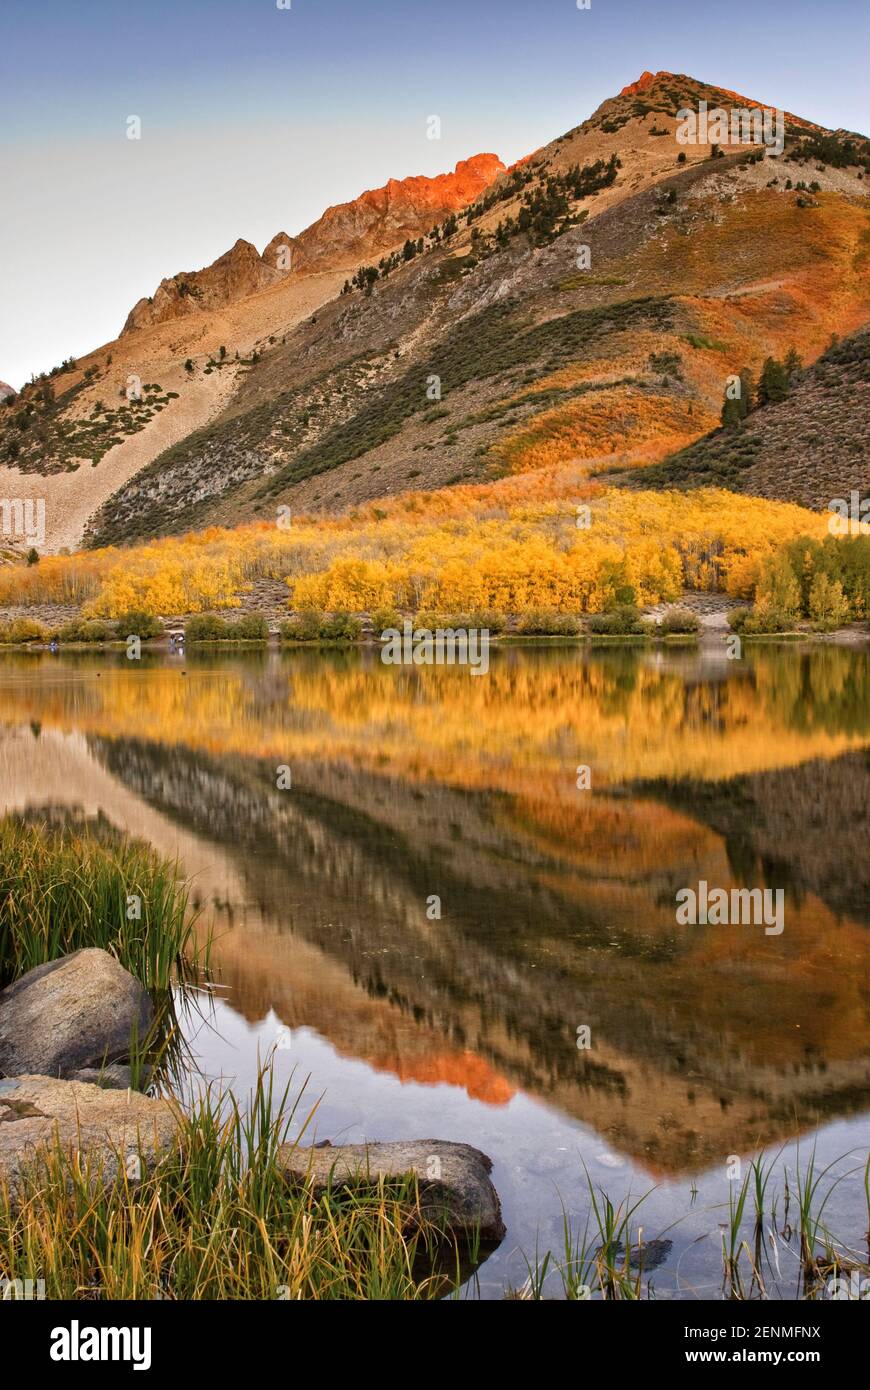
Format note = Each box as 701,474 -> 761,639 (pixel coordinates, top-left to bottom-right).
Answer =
285,153 -> 506,274
121,153 -> 505,333
620,70 -> 659,96
357,154 -> 506,219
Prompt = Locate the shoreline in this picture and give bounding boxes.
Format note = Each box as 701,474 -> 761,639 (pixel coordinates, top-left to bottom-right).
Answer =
1,627 -> 868,653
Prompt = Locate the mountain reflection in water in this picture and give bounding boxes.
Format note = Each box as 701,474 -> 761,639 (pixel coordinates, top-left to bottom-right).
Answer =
0,644 -> 868,1294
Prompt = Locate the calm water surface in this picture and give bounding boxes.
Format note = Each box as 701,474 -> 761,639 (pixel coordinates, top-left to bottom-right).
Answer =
1,644 -> 868,1298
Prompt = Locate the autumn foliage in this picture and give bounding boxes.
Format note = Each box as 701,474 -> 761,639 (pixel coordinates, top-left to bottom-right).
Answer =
0,484 -> 838,619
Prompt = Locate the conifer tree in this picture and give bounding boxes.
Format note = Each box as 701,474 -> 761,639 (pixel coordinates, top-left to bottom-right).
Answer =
757,356 -> 789,406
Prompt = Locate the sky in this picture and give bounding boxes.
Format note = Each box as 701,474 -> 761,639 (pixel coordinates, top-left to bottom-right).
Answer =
2,0 -> 869,389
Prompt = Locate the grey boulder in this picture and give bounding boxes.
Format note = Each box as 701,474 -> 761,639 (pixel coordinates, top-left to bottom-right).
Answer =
0,1074 -> 179,1202
0,949 -> 153,1080
277,1138 -> 505,1242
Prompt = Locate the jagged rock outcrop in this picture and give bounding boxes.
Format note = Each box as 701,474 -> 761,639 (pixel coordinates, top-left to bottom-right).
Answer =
122,238 -> 285,334
120,154 -> 505,334
261,230 -> 301,270
288,153 -> 506,272
620,70 -> 659,96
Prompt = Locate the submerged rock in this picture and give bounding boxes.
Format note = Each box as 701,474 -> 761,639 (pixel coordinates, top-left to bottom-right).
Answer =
599,1237 -> 673,1271
277,1138 -> 505,1242
69,1065 -> 134,1091
0,1075 -> 179,1201
0,949 -> 153,1080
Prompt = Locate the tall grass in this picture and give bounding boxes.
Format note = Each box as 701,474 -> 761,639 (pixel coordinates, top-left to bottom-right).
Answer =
0,1066 -> 450,1301
513,1171 -> 656,1301
0,816 -> 207,991
519,1150 -> 870,1301
791,1141 -> 853,1283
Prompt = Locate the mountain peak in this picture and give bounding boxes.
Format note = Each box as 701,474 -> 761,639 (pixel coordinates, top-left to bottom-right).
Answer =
620,70 -> 663,96
585,70 -> 824,141
227,239 -> 260,258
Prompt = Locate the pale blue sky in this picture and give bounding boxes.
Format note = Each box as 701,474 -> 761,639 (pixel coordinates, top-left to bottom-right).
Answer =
2,0 -> 868,387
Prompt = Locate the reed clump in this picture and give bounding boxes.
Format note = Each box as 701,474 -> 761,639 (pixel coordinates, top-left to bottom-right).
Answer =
515,1148 -> 870,1301
0,816 -> 206,991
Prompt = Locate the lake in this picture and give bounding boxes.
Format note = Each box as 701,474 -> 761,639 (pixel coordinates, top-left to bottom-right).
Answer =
1,642 -> 868,1298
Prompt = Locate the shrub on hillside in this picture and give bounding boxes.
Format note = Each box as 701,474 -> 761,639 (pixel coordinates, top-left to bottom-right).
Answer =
279,609 -> 360,642
232,614 -> 269,640
186,614 -> 269,641
586,605 -> 646,635
728,606 -> 793,634
280,609 -> 324,642
0,618 -> 47,644
727,608 -> 752,633
113,610 -> 163,640
185,615 -> 229,641
370,607 -> 402,635
411,610 -> 504,633
466,609 -> 506,634
659,606 -> 700,634
516,610 -> 581,635
411,611 -> 444,632
318,611 -> 362,642
58,619 -> 113,643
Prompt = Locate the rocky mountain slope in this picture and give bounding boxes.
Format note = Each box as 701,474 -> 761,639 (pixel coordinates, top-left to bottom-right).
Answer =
615,326 -> 870,508
2,71 -> 869,552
